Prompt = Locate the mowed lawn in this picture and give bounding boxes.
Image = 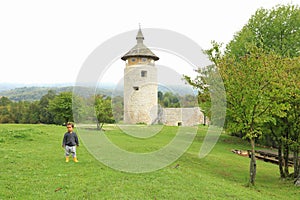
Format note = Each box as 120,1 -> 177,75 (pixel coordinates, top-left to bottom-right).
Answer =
0,124 -> 299,199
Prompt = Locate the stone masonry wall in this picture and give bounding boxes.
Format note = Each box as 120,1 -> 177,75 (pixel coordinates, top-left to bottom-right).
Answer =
162,107 -> 205,126
124,64 -> 158,124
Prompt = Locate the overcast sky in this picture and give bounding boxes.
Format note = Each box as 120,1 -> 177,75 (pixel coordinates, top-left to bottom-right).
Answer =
0,0 -> 299,85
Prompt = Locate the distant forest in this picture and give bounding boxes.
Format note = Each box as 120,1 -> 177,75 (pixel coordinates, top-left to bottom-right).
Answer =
0,86 -> 198,125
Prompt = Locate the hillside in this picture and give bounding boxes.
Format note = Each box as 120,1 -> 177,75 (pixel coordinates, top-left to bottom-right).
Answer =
0,86 -> 121,101
0,124 -> 298,199
0,83 -> 195,101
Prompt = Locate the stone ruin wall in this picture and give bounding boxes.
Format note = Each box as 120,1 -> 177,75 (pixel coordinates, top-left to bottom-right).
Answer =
161,107 -> 205,126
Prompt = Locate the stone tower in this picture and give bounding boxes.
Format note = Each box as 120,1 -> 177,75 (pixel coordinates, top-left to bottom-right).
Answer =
121,27 -> 159,124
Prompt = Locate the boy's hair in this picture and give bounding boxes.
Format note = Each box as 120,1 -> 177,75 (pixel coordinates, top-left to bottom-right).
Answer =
66,122 -> 74,128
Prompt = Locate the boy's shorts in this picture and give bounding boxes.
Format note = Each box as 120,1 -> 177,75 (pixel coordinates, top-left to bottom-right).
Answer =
65,145 -> 76,157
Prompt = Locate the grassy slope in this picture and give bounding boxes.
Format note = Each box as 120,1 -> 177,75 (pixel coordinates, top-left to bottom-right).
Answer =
0,124 -> 299,199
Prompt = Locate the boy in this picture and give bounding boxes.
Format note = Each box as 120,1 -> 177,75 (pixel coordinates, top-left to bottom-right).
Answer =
62,122 -> 79,162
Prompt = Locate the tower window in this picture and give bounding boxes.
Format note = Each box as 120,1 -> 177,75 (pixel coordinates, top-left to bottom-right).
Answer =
141,70 -> 147,77
131,58 -> 136,62
133,86 -> 139,91
142,58 -> 147,62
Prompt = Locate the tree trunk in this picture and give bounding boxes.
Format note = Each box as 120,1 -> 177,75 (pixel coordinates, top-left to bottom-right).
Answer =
100,123 -> 104,131
295,156 -> 300,186
296,164 -> 300,186
283,141 -> 290,177
278,142 -> 285,178
97,122 -> 104,131
295,145 -> 300,186
294,147 -> 299,178
295,176 -> 300,186
270,125 -> 285,178
249,138 -> 256,185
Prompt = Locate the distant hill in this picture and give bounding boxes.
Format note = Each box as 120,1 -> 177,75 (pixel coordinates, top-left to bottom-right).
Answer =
0,86 -> 122,101
0,83 -> 197,102
158,84 -> 197,96
0,83 -> 28,92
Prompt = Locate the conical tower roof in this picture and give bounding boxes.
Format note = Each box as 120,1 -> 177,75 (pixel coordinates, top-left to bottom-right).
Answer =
121,27 -> 159,61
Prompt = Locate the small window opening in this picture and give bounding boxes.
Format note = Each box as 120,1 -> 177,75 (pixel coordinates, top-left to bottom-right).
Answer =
133,86 -> 139,91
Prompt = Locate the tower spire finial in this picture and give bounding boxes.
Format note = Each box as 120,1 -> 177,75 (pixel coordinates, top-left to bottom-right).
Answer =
121,23 -> 159,61
136,23 -> 144,43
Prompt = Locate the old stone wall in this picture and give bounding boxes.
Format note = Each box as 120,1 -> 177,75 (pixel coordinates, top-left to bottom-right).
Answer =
162,107 -> 205,126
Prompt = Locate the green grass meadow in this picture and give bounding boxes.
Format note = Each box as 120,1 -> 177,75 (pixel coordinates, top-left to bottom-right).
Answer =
0,124 -> 299,199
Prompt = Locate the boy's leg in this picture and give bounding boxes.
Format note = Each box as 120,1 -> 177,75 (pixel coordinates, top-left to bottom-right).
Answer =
65,146 -> 70,162
70,146 -> 78,162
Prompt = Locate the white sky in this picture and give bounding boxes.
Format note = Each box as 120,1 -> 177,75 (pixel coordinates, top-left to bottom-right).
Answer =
0,0 -> 299,85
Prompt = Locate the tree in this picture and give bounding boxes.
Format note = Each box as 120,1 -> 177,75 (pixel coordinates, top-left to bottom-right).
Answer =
184,66 -> 212,125
264,57 -> 300,182
23,101 -> 40,124
180,94 -> 199,108
39,90 -> 56,124
71,94 -> 86,124
227,4 -> 300,58
49,92 -> 73,125
111,95 -> 124,122
0,97 -> 13,123
207,44 -> 285,185
94,95 -> 115,130
279,57 -> 300,182
158,92 -> 180,108
226,4 -> 300,182
10,101 -> 30,123
0,96 -> 12,106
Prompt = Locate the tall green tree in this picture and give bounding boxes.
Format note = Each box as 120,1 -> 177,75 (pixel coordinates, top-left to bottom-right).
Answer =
10,101 -> 30,123
49,92 -> 73,125
206,45 -> 285,185
71,94 -> 86,124
0,96 -> 12,106
0,97 -> 13,123
279,57 -> 300,181
184,66 -> 212,125
23,101 -> 40,124
180,94 -> 198,108
226,4 -> 300,182
158,92 -> 180,108
263,57 -> 300,179
94,95 -> 115,130
39,90 -> 56,124
227,4 -> 300,58
111,96 -> 124,122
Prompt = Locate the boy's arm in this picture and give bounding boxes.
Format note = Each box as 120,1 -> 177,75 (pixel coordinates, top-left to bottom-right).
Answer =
75,133 -> 79,146
62,134 -> 66,147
